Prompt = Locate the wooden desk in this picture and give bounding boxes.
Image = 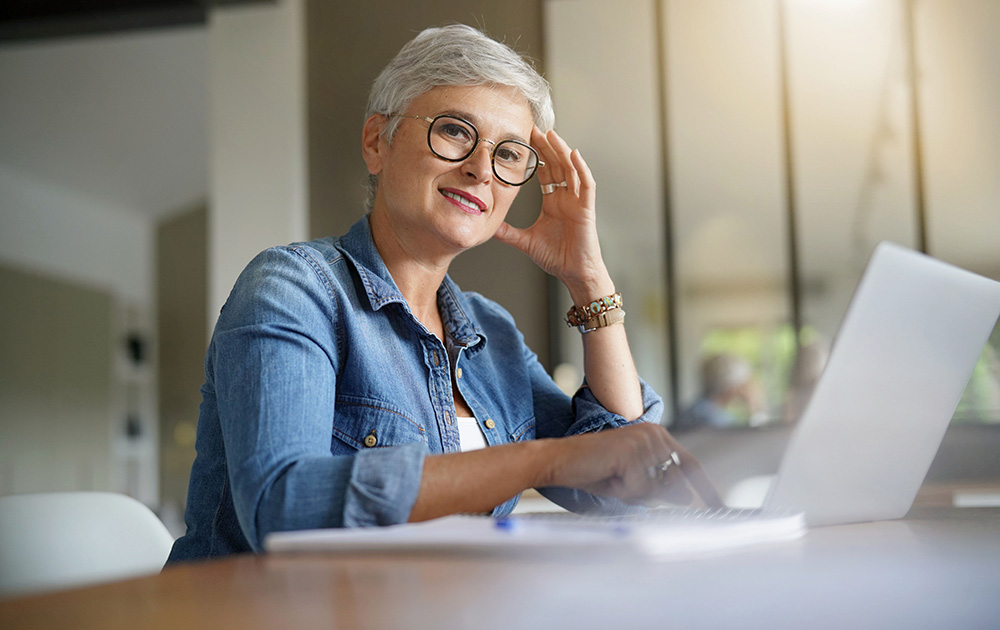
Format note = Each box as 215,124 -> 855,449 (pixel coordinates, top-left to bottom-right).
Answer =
3,508 -> 1000,630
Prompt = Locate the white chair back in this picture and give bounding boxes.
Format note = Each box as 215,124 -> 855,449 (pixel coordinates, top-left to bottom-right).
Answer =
0,491 -> 175,597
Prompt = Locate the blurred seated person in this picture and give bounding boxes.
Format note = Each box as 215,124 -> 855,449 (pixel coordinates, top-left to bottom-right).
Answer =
674,353 -> 761,431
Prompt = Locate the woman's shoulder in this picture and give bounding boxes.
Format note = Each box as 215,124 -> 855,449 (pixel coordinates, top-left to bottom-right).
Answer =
457,289 -> 507,315
283,237 -> 344,269
220,238 -> 353,318
449,286 -> 521,334
238,237 -> 350,286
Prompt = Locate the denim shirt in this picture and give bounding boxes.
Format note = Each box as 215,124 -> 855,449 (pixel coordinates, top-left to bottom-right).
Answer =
167,216 -> 663,562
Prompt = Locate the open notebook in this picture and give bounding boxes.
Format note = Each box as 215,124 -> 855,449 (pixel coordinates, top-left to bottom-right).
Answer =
264,510 -> 806,560
265,242 -> 1000,558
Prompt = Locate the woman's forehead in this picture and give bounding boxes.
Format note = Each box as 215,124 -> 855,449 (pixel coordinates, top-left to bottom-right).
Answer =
411,85 -> 533,139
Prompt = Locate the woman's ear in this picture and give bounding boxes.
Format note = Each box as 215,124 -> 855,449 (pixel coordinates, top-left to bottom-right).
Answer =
361,114 -> 388,176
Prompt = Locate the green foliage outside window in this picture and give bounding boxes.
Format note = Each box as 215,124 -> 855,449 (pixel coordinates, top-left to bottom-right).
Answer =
699,321 -> 1000,426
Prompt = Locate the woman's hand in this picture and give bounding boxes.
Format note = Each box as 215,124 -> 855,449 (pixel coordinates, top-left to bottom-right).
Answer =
493,128 -> 610,300
496,127 -> 643,420
410,422 -> 722,522
541,423 -> 724,508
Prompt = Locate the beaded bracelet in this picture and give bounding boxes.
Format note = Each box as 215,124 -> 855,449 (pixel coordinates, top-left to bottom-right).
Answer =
565,292 -> 623,327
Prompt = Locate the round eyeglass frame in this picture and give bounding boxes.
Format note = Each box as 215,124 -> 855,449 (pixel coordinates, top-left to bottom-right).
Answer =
392,114 -> 544,186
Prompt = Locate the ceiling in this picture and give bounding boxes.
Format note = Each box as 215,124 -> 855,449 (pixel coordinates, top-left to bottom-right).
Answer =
0,1 -> 210,42
0,14 -> 209,221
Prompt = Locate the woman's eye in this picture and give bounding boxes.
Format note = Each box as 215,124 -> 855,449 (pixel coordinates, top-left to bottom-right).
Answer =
495,146 -> 523,164
438,123 -> 473,142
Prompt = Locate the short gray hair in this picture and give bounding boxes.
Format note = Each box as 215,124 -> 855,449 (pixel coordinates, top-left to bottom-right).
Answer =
364,24 -> 554,209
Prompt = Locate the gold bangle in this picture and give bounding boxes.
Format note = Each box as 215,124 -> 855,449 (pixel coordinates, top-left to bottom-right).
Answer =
578,308 -> 625,334
565,292 -> 623,327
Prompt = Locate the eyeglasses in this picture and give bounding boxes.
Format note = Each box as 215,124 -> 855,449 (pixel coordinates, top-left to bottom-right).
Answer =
393,114 -> 543,186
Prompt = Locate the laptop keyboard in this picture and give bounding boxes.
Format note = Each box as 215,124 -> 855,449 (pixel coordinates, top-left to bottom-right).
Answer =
515,506 -> 769,524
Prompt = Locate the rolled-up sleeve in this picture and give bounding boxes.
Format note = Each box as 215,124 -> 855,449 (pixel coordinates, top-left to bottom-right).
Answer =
212,246 -> 425,551
564,378 -> 665,435
343,442 -> 426,527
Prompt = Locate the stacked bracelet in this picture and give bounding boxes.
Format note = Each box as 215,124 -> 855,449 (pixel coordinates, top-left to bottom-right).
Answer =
565,292 -> 625,332
577,308 -> 626,333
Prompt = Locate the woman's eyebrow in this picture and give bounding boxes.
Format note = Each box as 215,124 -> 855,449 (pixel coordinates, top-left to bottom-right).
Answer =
445,109 -> 529,144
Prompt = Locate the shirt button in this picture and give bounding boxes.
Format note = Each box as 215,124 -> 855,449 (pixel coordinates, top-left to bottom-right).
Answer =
363,434 -> 377,447
456,368 -> 463,379
484,419 -> 495,430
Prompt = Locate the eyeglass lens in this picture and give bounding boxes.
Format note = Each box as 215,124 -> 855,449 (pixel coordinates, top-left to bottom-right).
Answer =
428,116 -> 539,186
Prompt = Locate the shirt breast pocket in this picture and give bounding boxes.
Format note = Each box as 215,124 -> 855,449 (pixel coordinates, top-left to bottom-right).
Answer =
331,395 -> 427,453
508,415 -> 535,443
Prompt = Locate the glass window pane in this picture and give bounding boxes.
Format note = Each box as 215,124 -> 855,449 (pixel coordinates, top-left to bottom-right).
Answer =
792,1 -> 919,423
545,0 -> 671,402
667,0 -> 791,428
920,0 -> 1000,424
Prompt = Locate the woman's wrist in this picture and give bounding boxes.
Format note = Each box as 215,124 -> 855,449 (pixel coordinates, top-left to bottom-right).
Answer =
530,435 -> 591,490
524,438 -> 561,489
562,268 -> 616,309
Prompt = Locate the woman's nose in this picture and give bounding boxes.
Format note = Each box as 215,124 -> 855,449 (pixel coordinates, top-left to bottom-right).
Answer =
461,140 -> 494,181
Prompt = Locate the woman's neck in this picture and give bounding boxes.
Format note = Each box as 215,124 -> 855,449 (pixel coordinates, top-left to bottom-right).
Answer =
369,210 -> 453,328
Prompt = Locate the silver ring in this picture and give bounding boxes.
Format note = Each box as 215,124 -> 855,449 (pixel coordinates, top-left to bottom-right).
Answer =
646,451 -> 681,481
540,181 -> 567,195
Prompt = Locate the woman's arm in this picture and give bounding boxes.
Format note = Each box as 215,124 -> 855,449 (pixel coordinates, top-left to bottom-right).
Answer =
212,246 -> 425,549
493,127 -> 643,419
409,421 -> 711,522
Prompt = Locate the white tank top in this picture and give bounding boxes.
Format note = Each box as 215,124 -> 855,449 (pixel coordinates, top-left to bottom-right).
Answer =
457,416 -> 487,451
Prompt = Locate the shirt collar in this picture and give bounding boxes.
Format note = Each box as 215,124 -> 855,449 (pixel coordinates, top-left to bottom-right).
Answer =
336,215 -> 406,310
336,215 -> 486,352
437,275 -> 486,351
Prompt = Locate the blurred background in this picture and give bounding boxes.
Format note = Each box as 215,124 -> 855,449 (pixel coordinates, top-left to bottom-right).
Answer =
1,0 -> 998,532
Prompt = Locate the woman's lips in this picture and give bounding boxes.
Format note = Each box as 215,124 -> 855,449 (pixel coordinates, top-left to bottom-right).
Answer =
441,188 -> 486,214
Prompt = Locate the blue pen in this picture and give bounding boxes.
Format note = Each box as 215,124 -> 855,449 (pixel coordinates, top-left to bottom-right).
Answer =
495,517 -> 630,538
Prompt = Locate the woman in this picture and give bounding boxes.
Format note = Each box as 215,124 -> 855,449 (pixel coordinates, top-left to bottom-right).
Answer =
167,24 -> 718,563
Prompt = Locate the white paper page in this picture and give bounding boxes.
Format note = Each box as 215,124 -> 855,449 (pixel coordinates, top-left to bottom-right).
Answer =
264,513 -> 806,560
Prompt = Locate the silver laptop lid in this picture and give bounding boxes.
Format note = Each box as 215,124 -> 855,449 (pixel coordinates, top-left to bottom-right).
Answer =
765,242 -> 1000,526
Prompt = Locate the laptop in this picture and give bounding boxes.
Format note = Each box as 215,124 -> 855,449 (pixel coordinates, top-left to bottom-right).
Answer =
758,241 -> 1000,526
519,240 -> 1000,529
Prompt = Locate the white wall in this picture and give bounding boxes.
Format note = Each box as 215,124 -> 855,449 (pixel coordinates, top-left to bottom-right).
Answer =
0,167 -> 153,305
0,0 -> 308,505
0,181 -> 158,502
0,26 -> 208,506
0,25 -> 207,305
207,0 -> 308,325
0,38 -> 164,505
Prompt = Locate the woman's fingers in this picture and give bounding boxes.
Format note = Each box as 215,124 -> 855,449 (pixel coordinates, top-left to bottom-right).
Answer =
636,433 -> 724,509
569,148 -> 597,208
531,127 -> 587,200
562,423 -> 722,509
662,438 -> 725,508
545,130 -> 581,194
654,469 -> 695,506
532,127 -> 563,186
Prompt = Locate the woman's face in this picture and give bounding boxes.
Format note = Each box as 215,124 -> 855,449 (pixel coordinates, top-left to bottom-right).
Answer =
365,84 -> 535,257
